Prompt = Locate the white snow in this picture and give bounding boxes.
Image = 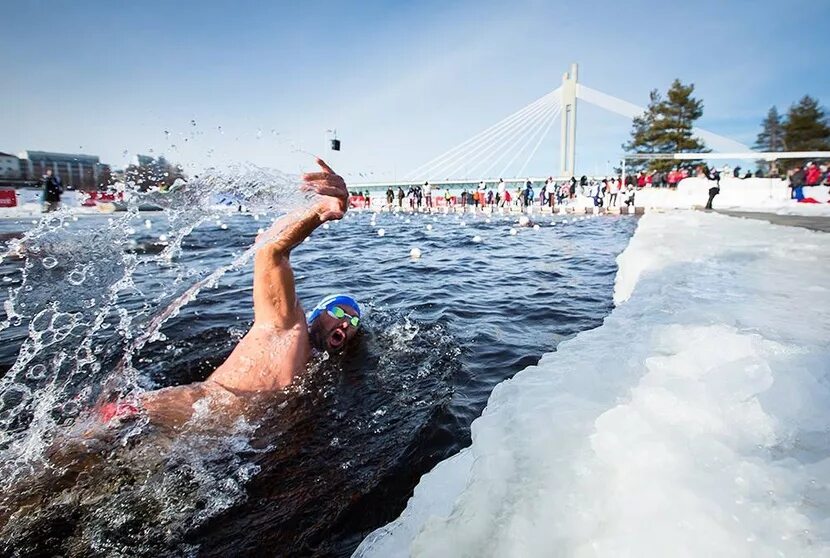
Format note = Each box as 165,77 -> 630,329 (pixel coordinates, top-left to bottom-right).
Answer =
636,177 -> 830,216
355,210 -> 830,558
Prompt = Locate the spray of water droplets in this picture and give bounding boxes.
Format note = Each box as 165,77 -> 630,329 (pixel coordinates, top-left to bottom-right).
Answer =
0,163 -> 311,552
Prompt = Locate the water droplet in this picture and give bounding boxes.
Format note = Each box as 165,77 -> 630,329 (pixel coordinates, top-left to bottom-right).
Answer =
190,119 -> 197,127
377,228 -> 385,237
322,223 -> 330,229
26,364 -> 47,380
509,228 -> 518,235
472,235 -> 482,243
220,224 -> 228,230
409,247 -> 421,259
144,219 -> 152,229
426,224 -> 433,231
42,256 -> 58,269
67,269 -> 86,286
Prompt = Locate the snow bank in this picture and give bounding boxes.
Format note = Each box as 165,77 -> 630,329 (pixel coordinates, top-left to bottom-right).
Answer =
635,177 -> 830,216
355,210 -> 830,557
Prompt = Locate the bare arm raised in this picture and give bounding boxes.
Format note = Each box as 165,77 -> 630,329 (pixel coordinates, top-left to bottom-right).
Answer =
251,158 -> 348,328
137,159 -> 350,422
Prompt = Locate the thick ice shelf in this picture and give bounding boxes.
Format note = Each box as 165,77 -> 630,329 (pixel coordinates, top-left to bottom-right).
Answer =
355,210 -> 830,558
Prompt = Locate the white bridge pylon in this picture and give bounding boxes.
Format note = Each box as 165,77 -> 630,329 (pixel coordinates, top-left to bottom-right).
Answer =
404,64 -> 750,182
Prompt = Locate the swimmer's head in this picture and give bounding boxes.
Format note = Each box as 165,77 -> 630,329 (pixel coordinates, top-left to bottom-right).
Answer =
307,294 -> 362,353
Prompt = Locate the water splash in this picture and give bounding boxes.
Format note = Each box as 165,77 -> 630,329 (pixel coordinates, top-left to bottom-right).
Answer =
0,163 -> 307,522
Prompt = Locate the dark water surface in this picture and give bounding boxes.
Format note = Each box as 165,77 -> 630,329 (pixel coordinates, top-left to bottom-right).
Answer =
0,210 -> 636,557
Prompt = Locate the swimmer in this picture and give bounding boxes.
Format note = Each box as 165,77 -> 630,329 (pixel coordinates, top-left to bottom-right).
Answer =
100,158 -> 362,428
516,215 -> 534,228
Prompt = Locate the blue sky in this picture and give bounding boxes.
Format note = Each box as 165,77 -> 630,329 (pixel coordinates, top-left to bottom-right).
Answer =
2,0 -> 828,182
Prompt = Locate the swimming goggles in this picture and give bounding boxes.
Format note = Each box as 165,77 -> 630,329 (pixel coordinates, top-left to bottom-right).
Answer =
327,305 -> 360,328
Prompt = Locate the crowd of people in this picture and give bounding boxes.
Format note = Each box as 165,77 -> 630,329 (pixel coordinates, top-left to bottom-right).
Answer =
363,176 -> 637,212
347,161 -> 830,211
787,161 -> 830,199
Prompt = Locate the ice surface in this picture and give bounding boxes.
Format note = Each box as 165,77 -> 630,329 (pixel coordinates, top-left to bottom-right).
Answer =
355,210 -> 830,557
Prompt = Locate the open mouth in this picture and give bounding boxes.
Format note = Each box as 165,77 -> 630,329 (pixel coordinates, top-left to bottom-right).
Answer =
329,328 -> 346,349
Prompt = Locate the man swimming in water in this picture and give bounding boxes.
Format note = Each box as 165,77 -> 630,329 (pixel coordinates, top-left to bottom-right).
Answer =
100,158 -> 361,427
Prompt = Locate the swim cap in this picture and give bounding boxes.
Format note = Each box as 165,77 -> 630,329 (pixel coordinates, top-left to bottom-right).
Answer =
306,294 -> 361,327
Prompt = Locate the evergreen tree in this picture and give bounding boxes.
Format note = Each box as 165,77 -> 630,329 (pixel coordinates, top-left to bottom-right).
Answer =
623,79 -> 707,172
782,95 -> 830,169
753,106 -> 785,175
622,90 -> 662,172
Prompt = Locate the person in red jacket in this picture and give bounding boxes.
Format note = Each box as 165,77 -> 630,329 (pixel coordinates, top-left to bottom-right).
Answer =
666,168 -> 677,188
805,162 -> 822,186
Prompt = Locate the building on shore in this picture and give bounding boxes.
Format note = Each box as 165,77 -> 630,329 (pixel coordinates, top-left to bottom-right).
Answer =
18,150 -> 108,190
0,152 -> 21,180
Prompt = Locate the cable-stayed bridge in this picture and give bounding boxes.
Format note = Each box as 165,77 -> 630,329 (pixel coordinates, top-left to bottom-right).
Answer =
351,63 -> 753,190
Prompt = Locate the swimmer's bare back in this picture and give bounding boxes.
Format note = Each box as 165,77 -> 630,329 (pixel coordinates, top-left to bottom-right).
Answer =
136,158 -> 349,428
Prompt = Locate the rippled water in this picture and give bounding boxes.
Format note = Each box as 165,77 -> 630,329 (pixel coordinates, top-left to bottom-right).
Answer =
0,208 -> 636,557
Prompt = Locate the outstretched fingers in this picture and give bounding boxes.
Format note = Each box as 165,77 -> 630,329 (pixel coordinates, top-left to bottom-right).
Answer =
316,158 -> 335,174
301,182 -> 344,198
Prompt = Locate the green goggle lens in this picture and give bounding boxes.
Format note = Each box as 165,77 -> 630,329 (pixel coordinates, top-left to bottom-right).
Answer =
327,306 -> 360,328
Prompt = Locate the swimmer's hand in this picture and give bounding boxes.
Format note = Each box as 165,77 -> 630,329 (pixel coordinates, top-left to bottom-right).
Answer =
302,158 -> 348,222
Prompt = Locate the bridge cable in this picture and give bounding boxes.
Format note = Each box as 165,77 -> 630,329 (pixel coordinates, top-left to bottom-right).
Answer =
442,96 -> 558,179
414,91 -> 557,180
516,103 -> 561,177
405,89 -> 560,180
493,102 -> 561,178
474,99 -> 560,179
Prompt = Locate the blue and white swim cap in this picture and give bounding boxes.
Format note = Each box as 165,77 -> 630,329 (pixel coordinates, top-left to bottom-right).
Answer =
306,294 -> 361,326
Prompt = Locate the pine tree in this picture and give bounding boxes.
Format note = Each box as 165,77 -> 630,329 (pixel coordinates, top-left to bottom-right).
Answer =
623,79 -> 707,172
622,90 -> 662,172
782,95 -> 830,169
753,106 -> 785,175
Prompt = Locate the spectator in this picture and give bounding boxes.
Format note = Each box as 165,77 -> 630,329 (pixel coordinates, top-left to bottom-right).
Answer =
609,178 -> 619,207
733,166 -> 742,178
524,180 -> 534,208
667,167 -> 680,188
424,181 -> 432,208
789,166 -> 805,200
386,187 -> 394,208
41,168 -> 63,213
625,184 -> 635,207
497,178 -> 506,207
705,182 -> 720,210
805,162 -> 821,186
397,186 -> 405,208
743,170 -> 753,179
708,166 -> 721,187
